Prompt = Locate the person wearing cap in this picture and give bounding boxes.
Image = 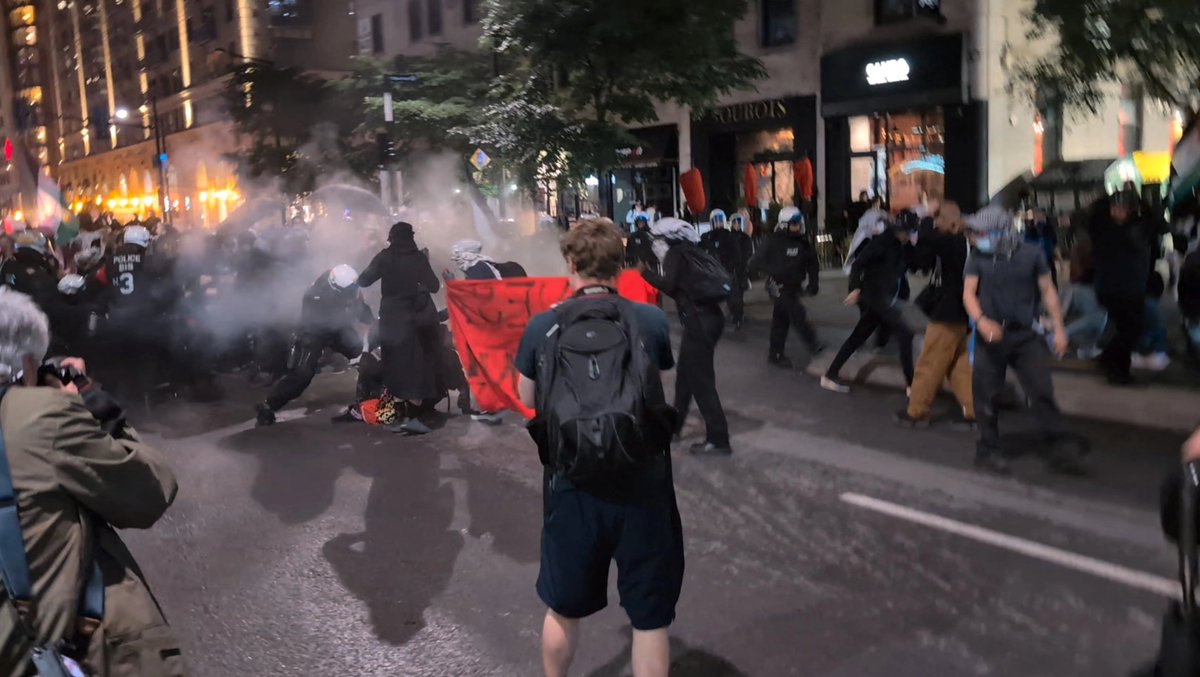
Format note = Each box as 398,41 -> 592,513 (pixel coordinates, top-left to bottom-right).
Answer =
822,212 -> 918,393
700,208 -> 746,329
1088,189 -> 1168,384
963,206 -> 1084,476
255,264 -> 373,426
750,206 -> 822,367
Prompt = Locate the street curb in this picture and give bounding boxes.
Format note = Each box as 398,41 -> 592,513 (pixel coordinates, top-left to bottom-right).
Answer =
805,353 -> 1200,434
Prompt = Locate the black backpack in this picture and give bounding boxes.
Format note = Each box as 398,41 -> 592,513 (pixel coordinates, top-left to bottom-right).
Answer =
531,293 -> 674,486
679,246 -> 732,303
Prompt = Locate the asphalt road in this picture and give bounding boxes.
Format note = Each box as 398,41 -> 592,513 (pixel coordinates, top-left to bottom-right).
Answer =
121,315 -> 1192,677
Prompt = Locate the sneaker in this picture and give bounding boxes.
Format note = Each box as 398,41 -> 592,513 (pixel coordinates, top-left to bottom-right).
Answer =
255,403 -> 276,427
330,405 -> 363,424
974,453 -> 1011,475
1130,353 -> 1149,370
820,376 -> 850,393
471,412 -> 504,425
1077,346 -> 1102,360
689,441 -> 733,456
1143,352 -> 1171,371
386,418 -> 433,435
893,410 -> 930,429
768,353 -> 794,369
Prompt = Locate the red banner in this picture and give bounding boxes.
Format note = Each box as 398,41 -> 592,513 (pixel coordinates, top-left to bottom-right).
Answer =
445,277 -> 572,418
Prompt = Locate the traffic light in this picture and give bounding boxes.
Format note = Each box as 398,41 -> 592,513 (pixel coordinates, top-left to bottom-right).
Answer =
376,132 -> 395,166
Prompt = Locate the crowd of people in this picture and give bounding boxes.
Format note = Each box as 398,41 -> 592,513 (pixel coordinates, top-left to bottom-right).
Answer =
0,185 -> 1197,676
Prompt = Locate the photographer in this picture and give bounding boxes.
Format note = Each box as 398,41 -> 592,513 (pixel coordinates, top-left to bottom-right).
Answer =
0,288 -> 183,676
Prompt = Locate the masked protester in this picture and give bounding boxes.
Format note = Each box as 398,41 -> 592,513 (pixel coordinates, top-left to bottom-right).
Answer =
450,239 -> 527,280
750,207 -> 822,368
963,206 -> 1085,476
700,209 -> 746,329
643,217 -> 732,456
356,222 -> 442,435
899,202 -> 974,428
823,213 -> 917,393
255,265 -> 372,426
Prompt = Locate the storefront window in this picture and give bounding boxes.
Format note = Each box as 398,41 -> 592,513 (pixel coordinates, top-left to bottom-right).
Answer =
881,109 -> 944,212
849,116 -> 872,153
736,129 -> 795,208
761,0 -> 796,47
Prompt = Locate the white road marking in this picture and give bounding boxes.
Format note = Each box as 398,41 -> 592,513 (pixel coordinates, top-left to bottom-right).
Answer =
840,492 -> 1180,599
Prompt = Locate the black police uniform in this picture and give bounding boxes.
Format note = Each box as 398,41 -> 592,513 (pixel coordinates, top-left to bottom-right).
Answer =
751,229 -> 821,360
700,227 -> 745,326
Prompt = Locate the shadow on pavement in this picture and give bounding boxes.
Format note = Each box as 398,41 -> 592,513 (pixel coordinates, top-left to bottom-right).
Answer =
323,438 -> 462,646
587,634 -> 747,677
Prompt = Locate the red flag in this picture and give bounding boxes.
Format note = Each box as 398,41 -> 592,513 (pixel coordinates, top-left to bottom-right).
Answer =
445,276 -> 662,418
680,168 -> 706,214
794,158 -> 814,201
445,277 -> 572,418
743,164 -> 757,209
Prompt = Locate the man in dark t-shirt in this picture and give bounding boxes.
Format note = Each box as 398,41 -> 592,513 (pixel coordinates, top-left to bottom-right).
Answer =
515,218 -> 681,677
963,206 -> 1085,477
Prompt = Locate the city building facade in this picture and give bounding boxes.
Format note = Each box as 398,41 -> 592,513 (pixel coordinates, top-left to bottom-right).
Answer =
0,0 -> 355,227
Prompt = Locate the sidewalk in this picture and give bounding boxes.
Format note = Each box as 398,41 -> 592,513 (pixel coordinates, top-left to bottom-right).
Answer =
737,271 -> 1200,434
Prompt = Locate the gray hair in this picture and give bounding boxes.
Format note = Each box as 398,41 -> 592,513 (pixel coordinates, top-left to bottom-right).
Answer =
0,288 -> 49,383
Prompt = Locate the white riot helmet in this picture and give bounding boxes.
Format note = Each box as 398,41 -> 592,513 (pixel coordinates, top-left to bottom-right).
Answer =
122,225 -> 151,248
777,206 -> 803,230
58,274 -> 86,296
729,213 -> 745,232
709,209 -> 727,229
328,264 -> 358,291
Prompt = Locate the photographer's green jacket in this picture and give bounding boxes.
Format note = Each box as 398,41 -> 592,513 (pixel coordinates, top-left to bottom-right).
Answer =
0,387 -> 183,676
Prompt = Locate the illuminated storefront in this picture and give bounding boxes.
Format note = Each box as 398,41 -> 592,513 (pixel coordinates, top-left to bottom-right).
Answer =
822,33 -> 987,214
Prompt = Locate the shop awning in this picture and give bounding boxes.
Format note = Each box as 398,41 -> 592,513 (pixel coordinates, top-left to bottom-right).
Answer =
1171,117 -> 1200,209
1029,159 -> 1114,190
616,126 -> 678,168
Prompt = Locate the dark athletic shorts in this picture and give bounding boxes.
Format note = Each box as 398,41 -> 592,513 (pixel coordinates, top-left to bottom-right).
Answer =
536,463 -> 685,631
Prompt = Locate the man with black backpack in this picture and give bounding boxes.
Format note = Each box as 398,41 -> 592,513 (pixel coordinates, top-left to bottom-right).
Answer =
645,217 -> 733,456
515,219 -> 681,677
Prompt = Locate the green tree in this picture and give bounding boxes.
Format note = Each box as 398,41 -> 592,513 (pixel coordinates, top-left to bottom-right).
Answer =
224,63 -> 339,194
1014,0 -> 1200,119
478,0 -> 765,181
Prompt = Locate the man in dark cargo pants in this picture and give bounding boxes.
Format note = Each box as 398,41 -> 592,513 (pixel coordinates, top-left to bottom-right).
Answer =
962,206 -> 1086,476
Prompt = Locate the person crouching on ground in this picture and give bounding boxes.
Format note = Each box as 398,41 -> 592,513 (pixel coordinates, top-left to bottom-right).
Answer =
897,201 -> 975,429
963,206 -> 1085,476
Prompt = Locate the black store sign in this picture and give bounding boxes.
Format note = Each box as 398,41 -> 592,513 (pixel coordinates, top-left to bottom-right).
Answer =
821,33 -> 965,116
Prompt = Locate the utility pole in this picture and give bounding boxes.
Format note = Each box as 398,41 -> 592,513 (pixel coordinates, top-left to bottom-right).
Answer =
379,74 -> 418,216
150,96 -> 170,225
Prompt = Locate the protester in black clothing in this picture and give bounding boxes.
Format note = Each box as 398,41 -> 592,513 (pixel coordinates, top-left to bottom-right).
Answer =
823,214 -> 917,393
700,209 -> 746,328
256,265 -> 372,426
356,221 -> 442,434
625,214 -> 656,268
963,206 -> 1084,476
749,207 -> 821,368
1089,190 -> 1167,384
644,217 -> 731,456
450,239 -> 527,280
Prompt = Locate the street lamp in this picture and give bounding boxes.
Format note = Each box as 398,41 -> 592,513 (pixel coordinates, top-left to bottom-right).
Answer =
114,108 -> 130,121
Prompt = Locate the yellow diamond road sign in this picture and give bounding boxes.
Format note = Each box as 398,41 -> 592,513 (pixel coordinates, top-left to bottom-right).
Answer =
470,148 -> 491,171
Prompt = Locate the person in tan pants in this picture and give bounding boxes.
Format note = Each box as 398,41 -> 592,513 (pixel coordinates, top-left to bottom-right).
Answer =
897,203 -> 976,428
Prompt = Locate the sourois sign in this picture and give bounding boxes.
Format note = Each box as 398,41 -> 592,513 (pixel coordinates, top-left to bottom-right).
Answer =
707,99 -> 789,125
865,58 -> 911,86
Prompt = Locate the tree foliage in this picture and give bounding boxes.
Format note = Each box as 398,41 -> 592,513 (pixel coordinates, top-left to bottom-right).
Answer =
479,0 -> 765,178
1015,0 -> 1200,118
224,64 -> 341,194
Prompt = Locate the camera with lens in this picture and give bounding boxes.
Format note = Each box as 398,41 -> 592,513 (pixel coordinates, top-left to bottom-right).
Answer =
36,358 -> 89,389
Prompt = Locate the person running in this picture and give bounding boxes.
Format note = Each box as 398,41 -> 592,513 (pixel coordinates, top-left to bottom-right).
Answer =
898,201 -> 974,428
750,207 -> 822,368
515,218 -> 681,677
963,206 -> 1085,475
822,214 -> 917,394
644,217 -> 732,456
